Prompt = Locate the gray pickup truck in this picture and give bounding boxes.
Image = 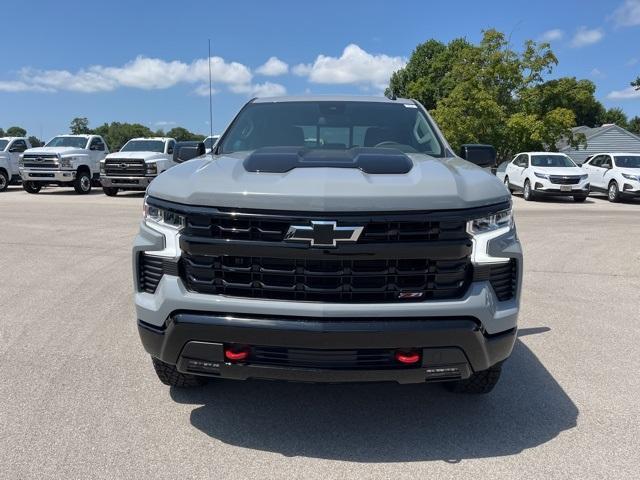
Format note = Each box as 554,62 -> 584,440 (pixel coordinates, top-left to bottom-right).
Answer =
133,95 -> 522,394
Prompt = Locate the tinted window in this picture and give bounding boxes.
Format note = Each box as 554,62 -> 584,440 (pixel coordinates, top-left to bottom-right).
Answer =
120,140 -> 164,153
166,140 -> 175,154
203,136 -> 219,149
531,155 -> 576,167
601,156 -> 612,168
0,140 -> 9,150
90,138 -> 105,151
220,101 -> 443,156
614,155 -> 640,168
13,140 -> 27,151
46,136 -> 88,148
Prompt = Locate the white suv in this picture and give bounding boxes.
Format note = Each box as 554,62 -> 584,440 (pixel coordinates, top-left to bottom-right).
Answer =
581,153 -> 640,202
504,152 -> 589,202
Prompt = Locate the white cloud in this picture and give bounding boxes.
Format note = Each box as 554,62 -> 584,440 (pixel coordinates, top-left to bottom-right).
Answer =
539,29 -> 564,42
256,57 -> 288,76
293,44 -> 406,90
153,121 -> 177,127
607,86 -> 640,99
611,0 -> 640,27
4,55 -> 253,94
570,27 -> 605,47
627,58 -> 638,66
193,84 -> 219,96
590,68 -> 605,78
230,81 -> 286,97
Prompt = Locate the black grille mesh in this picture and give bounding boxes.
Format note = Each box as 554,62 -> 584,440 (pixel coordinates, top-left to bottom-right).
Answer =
549,175 -> 581,185
473,260 -> 517,301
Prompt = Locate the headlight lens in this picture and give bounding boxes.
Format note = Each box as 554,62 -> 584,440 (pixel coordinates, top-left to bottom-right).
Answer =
143,198 -> 185,230
100,161 -> 105,174
534,172 -> 549,179
622,173 -> 640,181
146,163 -> 157,175
60,157 -> 74,168
467,208 -> 513,235
579,174 -> 588,180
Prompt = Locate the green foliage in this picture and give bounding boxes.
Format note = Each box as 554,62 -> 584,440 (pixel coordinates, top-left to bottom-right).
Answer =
93,122 -> 154,151
69,117 -> 91,134
628,116 -> 640,135
166,127 -> 205,142
632,76 -> 640,91
0,128 -> 5,137
387,29 -> 604,159
28,136 -> 43,147
602,107 -> 628,129
6,126 -> 27,137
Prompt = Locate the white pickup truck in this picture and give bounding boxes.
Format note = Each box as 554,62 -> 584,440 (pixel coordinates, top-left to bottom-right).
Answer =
0,137 -> 31,191
99,137 -> 177,196
19,134 -> 109,194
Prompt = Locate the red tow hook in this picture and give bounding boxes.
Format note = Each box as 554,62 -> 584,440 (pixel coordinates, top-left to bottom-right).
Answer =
395,350 -> 421,365
224,345 -> 250,362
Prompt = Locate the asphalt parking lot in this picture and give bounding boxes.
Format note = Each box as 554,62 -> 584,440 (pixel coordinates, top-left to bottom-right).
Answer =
1,186 -> 639,479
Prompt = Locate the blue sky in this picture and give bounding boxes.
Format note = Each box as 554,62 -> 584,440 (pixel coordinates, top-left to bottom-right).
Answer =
1,0 -> 639,141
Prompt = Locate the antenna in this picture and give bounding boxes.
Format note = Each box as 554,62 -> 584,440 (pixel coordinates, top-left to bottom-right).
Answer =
208,39 -> 214,157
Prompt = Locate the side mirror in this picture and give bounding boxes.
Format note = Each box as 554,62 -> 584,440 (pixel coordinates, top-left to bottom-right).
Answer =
173,141 -> 206,163
459,144 -> 496,168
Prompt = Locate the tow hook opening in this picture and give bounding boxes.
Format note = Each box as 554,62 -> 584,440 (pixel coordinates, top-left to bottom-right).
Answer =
224,344 -> 250,363
394,349 -> 421,365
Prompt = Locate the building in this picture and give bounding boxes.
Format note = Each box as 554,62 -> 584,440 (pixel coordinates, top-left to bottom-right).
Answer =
557,124 -> 640,164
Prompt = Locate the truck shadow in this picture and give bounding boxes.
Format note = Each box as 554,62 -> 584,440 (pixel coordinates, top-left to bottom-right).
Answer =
170,328 -> 576,462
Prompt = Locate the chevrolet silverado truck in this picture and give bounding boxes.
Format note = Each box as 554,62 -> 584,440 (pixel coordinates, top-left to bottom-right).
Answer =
19,134 -> 109,194
100,137 -> 177,196
0,137 -> 31,191
134,96 -> 523,394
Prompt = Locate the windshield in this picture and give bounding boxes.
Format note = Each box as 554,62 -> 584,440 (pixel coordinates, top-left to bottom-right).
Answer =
0,140 -> 8,151
46,136 -> 88,148
614,155 -> 640,168
219,101 -> 444,156
120,140 -> 165,153
531,155 -> 576,168
204,136 -> 219,149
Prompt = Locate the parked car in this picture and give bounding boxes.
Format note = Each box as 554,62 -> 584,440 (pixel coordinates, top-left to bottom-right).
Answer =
99,137 -> 177,196
504,152 -> 589,202
581,153 -> 640,202
133,95 -> 522,394
0,137 -> 31,191
19,134 -> 109,194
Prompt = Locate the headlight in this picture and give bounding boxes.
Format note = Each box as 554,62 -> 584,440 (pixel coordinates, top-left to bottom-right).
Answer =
534,172 -> 548,179
146,163 -> 158,175
60,156 -> 75,168
622,173 -> 640,182
100,161 -> 105,174
467,208 -> 513,235
579,174 -> 588,181
143,198 -> 185,230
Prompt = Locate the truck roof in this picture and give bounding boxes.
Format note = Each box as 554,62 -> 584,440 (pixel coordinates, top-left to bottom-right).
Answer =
0,137 -> 28,141
128,137 -> 175,142
53,134 -> 95,138
252,95 -> 414,104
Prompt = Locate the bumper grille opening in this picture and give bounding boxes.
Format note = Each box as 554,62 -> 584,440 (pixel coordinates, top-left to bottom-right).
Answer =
138,254 -> 179,293
473,260 -> 517,301
549,175 -> 581,185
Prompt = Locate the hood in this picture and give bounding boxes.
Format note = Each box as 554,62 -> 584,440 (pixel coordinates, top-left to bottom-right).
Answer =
106,151 -> 166,161
616,167 -> 640,177
532,166 -> 584,176
148,151 -> 510,212
24,146 -> 88,156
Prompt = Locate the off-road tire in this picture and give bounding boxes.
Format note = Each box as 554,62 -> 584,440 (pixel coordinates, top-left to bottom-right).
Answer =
74,170 -> 92,194
523,180 -> 535,201
0,170 -> 8,191
22,181 -> 42,194
445,363 -> 503,394
608,181 -> 620,203
151,357 -> 206,387
102,187 -> 119,197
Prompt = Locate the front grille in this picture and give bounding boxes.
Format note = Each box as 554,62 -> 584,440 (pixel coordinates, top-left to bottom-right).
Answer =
22,154 -> 59,169
549,175 -> 581,185
138,254 -> 179,293
105,159 -> 146,176
473,259 -> 517,301
182,253 -> 471,302
250,346 -> 414,370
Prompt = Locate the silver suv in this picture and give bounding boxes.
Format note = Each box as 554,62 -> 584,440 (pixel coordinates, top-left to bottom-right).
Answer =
133,96 -> 522,394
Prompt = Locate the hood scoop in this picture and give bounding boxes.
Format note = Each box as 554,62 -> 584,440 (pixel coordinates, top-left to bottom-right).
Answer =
243,146 -> 413,174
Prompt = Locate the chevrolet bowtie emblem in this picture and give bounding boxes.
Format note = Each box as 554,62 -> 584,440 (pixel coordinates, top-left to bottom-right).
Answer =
285,221 -> 363,247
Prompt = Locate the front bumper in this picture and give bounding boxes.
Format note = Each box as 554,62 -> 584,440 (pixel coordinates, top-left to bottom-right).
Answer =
533,178 -> 590,196
19,168 -> 76,182
139,312 -> 516,383
101,175 -> 153,189
621,181 -> 640,197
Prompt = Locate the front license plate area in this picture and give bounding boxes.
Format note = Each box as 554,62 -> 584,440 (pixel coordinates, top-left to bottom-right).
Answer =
560,185 -> 572,192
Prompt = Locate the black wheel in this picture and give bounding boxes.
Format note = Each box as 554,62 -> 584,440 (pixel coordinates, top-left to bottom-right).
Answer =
523,180 -> 535,201
608,181 -> 620,203
151,357 -> 206,387
573,195 -> 588,203
22,181 -> 42,194
444,363 -> 503,394
102,187 -> 119,196
74,170 -> 92,194
0,170 -> 8,192
503,176 -> 513,193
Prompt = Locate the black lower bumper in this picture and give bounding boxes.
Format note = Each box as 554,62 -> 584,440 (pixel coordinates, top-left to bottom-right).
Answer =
138,313 -> 516,384
534,187 -> 589,197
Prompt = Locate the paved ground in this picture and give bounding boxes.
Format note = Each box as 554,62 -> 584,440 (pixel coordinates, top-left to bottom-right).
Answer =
1,186 -> 639,479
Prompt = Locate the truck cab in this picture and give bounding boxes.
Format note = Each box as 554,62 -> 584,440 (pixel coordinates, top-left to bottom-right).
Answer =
19,134 -> 109,194
0,137 -> 31,191
99,137 -> 177,196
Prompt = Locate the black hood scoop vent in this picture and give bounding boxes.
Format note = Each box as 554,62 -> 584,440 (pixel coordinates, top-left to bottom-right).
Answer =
243,146 -> 413,174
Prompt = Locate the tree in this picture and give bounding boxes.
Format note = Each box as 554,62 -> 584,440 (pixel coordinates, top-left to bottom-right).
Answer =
628,116 -> 640,135
166,127 -> 205,142
93,122 -> 154,151
69,117 -> 91,134
632,76 -> 640,91
0,128 -> 5,137
6,126 -> 27,137
602,107 -> 628,129
28,136 -> 43,147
